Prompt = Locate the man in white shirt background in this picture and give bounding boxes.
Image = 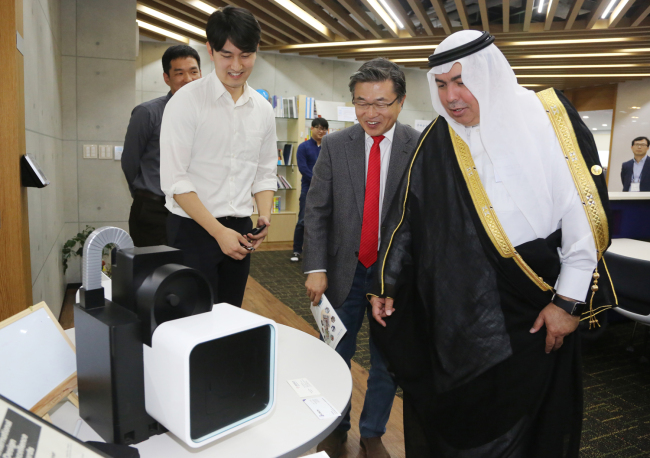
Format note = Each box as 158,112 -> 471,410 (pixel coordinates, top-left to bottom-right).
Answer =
160,6 -> 276,307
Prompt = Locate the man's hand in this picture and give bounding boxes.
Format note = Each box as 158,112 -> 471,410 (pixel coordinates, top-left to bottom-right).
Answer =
370,296 -> 395,327
213,226 -> 252,260
247,216 -> 270,249
305,272 -> 328,305
530,302 -> 580,354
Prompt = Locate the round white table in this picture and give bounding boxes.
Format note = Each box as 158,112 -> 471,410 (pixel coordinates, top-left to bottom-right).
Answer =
52,323 -> 351,458
608,238 -> 650,261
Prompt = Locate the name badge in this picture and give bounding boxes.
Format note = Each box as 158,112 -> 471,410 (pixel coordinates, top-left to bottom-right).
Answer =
631,182 -> 641,192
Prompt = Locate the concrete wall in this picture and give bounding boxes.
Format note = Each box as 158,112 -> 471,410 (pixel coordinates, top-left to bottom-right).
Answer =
60,0 -> 136,285
24,0 -> 66,316
137,42 -> 437,127
609,78 -> 650,191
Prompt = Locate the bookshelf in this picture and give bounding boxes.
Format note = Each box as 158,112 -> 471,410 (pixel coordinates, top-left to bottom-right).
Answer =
255,96 -> 354,243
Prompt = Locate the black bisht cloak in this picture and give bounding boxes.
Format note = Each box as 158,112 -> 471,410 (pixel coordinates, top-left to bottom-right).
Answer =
369,89 -> 615,457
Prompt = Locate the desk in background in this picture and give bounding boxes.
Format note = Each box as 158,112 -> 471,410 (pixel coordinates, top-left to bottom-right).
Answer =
608,192 -> 650,240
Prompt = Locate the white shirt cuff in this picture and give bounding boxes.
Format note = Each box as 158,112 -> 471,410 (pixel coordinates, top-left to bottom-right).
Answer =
252,179 -> 278,195
169,179 -> 197,197
305,269 -> 326,274
555,264 -> 594,302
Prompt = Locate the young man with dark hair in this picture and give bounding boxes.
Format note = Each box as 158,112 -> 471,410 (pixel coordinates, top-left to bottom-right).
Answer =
160,6 -> 276,307
621,136 -> 650,191
291,117 -> 329,262
304,58 -> 420,457
122,45 -> 201,247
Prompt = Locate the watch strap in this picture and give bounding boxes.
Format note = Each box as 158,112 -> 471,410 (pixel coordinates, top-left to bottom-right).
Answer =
552,294 -> 586,316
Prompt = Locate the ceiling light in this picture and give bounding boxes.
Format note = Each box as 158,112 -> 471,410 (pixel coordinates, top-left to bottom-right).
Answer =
507,38 -> 631,46
511,64 -> 645,69
601,0 -> 619,18
631,106 -> 641,109
273,0 -> 330,36
516,73 -> 650,77
583,116 -> 589,119
593,128 -> 598,130
137,20 -> 189,43
602,124 -> 608,126
279,40 -> 394,49
391,58 -> 429,62
537,0 -> 544,14
378,0 -> 405,29
365,0 -> 399,33
632,116 -> 639,118
524,53 -> 633,58
633,120 -> 637,122
185,0 -> 216,14
137,4 -> 206,36
610,0 -> 632,20
357,45 -> 437,52
620,48 -> 650,52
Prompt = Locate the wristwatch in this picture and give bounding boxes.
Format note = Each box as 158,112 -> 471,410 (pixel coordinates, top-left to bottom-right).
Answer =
551,294 -> 587,317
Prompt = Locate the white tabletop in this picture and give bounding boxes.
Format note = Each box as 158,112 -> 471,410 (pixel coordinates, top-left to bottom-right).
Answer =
54,325 -> 350,458
608,238 -> 650,262
69,273 -> 350,457
608,192 -> 650,201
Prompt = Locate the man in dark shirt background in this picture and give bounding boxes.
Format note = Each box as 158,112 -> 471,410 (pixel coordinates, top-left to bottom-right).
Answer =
291,117 -> 329,262
121,45 -> 202,247
621,136 -> 650,192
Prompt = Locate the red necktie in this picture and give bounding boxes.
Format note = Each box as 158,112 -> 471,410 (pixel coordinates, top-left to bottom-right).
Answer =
358,135 -> 384,268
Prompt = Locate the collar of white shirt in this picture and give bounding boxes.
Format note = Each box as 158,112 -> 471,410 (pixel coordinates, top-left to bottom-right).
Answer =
364,122 -> 396,148
210,71 -> 253,107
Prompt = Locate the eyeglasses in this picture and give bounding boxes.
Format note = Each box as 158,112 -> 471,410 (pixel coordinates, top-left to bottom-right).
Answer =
633,142 -> 649,147
313,127 -> 328,132
352,96 -> 401,111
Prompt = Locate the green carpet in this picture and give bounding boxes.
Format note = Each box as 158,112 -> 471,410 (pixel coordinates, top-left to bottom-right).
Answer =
250,250 -> 650,457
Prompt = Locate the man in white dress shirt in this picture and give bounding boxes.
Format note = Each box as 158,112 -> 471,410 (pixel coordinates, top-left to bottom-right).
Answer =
160,6 -> 276,307
369,31 -> 614,457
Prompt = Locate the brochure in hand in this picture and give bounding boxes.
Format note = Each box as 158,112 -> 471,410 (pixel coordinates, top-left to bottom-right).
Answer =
310,295 -> 346,350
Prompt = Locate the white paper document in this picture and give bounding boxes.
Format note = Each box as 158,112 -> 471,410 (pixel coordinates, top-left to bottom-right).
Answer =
288,378 -> 321,397
310,295 -> 347,349
337,106 -> 357,122
303,397 -> 340,420
414,119 -> 432,132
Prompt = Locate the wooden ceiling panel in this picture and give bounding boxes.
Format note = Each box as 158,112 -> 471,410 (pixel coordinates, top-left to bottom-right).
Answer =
338,0 -> 389,39
134,0 -> 650,90
136,11 -> 205,41
313,0 -> 369,38
406,0 -> 436,36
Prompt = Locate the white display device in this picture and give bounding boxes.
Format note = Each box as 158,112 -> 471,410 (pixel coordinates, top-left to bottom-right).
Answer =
143,303 -> 278,448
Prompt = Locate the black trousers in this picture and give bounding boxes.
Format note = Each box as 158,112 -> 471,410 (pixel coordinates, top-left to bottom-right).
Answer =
167,213 -> 252,307
128,191 -> 169,247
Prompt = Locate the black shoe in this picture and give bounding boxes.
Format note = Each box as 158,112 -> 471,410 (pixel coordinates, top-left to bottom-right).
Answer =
317,429 -> 347,458
290,252 -> 301,262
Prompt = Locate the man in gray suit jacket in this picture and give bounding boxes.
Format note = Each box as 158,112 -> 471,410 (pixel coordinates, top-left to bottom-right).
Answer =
303,59 -> 421,458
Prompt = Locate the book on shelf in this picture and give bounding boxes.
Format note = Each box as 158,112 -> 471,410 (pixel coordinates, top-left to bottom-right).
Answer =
282,143 -> 293,166
305,97 -> 317,119
273,95 -> 298,118
273,196 -> 281,213
276,174 -> 292,189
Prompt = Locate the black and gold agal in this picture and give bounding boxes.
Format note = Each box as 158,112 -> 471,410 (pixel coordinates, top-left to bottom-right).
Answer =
428,31 -> 496,68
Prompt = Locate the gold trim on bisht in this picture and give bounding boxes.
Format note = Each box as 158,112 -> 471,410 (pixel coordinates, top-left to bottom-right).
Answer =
536,88 -> 612,326
449,125 -> 554,292
536,88 -> 609,261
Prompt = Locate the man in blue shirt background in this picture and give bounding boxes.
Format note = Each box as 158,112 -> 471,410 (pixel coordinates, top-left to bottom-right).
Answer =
621,136 -> 650,192
291,118 -> 329,261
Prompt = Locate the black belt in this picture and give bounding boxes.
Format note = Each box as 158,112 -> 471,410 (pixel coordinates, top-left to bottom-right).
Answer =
134,189 -> 165,203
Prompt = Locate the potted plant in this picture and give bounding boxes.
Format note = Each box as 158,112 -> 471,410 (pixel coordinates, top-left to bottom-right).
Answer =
62,226 -> 115,277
